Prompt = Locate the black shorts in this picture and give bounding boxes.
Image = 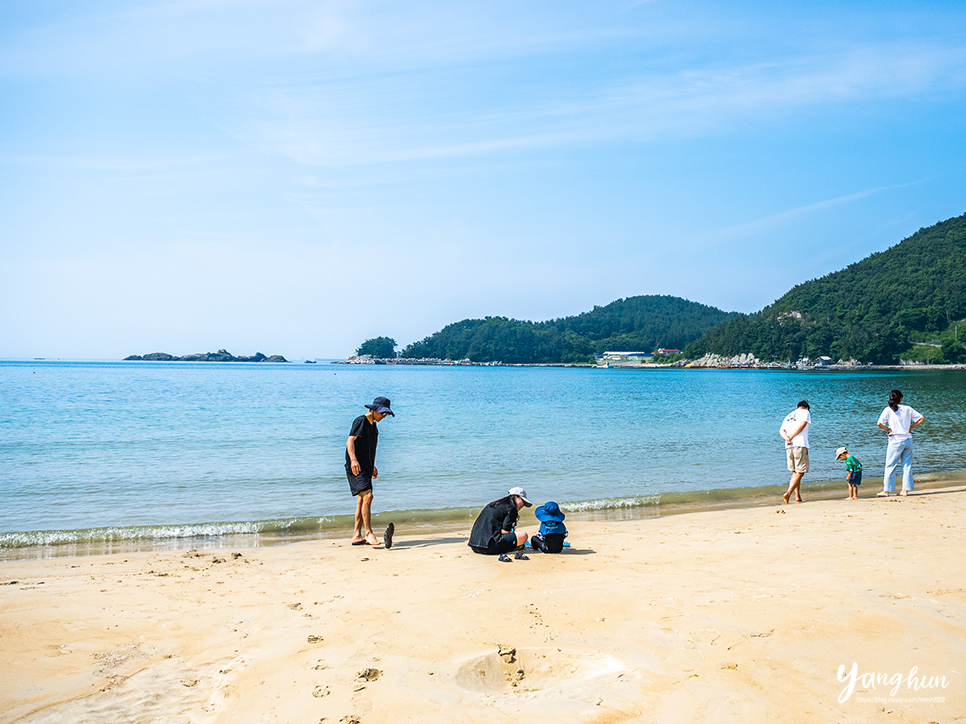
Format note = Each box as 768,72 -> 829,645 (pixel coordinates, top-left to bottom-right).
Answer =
470,532 -> 518,555
346,470 -> 373,496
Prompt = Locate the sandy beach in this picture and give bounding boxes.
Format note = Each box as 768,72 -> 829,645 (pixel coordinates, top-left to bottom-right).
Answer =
2,488 -> 964,724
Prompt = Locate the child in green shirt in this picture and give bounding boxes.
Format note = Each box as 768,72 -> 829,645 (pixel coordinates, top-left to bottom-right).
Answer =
835,446 -> 863,500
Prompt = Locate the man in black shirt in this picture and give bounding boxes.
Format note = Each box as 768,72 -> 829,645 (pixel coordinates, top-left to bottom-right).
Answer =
346,396 -> 394,546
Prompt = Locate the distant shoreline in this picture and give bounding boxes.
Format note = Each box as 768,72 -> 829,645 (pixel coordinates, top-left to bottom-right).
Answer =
332,356 -> 966,371
3,358 -> 963,371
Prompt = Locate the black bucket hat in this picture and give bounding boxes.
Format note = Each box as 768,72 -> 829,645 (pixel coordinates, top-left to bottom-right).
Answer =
365,396 -> 395,416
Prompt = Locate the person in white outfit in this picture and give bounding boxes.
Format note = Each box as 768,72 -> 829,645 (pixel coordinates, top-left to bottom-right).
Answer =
876,389 -> 925,497
780,400 -> 811,504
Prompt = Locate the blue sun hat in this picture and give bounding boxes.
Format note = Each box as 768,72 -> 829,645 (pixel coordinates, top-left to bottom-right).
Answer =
535,501 -> 565,522
534,501 -> 566,536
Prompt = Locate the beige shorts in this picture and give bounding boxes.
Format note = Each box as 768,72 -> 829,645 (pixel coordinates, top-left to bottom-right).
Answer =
786,446 -> 809,473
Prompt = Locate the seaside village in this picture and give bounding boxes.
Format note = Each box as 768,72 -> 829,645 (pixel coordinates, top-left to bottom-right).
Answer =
597,351 -> 844,369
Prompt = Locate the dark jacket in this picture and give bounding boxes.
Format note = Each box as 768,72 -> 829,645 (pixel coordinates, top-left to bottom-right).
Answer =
468,498 -> 518,550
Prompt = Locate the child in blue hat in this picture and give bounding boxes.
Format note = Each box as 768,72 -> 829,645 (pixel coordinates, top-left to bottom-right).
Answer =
530,501 -> 568,553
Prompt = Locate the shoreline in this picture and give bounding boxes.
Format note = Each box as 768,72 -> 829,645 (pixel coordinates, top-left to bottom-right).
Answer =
5,358 -> 966,370
2,486 -> 963,723
4,472 -> 964,562
337,359 -> 966,370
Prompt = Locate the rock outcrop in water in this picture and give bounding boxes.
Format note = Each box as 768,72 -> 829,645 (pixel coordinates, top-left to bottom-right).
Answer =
124,349 -> 288,363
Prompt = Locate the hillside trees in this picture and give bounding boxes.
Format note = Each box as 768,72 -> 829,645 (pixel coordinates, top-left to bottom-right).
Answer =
356,337 -> 397,358
686,212 -> 966,363
400,295 -> 736,363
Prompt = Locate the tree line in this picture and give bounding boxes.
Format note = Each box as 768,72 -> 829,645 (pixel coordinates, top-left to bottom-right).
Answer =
355,295 -> 736,364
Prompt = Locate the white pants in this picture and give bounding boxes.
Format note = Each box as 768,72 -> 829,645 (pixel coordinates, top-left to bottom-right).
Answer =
883,438 -> 914,493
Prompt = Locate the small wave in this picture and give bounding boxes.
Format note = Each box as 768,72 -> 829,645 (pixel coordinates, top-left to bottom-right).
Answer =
0,517 -> 341,549
560,495 -> 661,512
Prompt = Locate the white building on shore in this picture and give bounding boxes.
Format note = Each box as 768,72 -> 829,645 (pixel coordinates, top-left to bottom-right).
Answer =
597,351 -> 652,367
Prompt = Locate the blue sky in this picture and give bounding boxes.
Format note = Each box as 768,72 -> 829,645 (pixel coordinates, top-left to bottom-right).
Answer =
2,0 -> 965,359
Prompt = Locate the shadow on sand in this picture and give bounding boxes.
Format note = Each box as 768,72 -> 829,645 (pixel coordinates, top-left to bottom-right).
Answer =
389,536 -> 597,556
390,536 -> 468,549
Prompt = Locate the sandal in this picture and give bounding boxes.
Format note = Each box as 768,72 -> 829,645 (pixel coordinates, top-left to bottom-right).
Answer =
498,553 -> 512,562
514,551 -> 529,560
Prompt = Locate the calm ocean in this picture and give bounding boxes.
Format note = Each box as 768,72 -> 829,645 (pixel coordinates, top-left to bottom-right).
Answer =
2,361 -> 964,557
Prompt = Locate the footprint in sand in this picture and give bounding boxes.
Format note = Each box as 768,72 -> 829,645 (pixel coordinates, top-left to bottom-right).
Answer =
455,647 -> 624,694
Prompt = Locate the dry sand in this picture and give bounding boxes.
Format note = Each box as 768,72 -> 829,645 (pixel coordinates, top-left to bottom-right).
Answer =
2,488 -> 964,724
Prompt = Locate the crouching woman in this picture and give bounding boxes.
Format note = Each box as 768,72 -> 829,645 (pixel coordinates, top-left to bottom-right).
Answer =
468,487 -> 531,556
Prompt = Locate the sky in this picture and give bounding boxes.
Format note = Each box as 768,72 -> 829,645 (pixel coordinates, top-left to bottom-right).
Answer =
2,0 -> 966,360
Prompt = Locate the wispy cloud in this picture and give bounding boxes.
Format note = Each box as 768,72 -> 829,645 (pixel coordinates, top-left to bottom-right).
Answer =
0,1 -> 642,79
217,40 -> 966,168
685,178 -> 934,248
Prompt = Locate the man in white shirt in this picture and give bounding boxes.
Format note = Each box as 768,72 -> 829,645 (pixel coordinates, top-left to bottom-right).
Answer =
780,400 -> 811,504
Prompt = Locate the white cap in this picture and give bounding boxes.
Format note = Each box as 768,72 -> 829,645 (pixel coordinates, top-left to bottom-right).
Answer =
835,447 -> 848,459
507,487 -> 532,507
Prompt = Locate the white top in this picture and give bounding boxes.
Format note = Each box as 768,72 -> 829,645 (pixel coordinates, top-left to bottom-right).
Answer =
877,405 -> 923,441
780,407 -> 811,448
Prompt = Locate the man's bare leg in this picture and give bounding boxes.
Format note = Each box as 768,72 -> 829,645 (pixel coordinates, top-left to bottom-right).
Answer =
351,493 -> 367,544
783,472 -> 804,504
359,490 -> 380,546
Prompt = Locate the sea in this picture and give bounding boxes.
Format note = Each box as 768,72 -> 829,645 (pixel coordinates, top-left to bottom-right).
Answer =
2,360 -> 964,559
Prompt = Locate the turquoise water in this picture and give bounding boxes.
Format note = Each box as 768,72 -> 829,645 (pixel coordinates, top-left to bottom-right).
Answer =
1,361 -> 964,552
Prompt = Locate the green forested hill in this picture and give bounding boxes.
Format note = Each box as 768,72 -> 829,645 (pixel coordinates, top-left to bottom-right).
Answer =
684,212 -> 966,364
400,295 -> 737,363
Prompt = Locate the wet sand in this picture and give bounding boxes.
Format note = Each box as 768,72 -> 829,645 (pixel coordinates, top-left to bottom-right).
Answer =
2,487 -> 964,723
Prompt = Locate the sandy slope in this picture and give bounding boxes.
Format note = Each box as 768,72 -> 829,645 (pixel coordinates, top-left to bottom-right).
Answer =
2,489 -> 964,724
